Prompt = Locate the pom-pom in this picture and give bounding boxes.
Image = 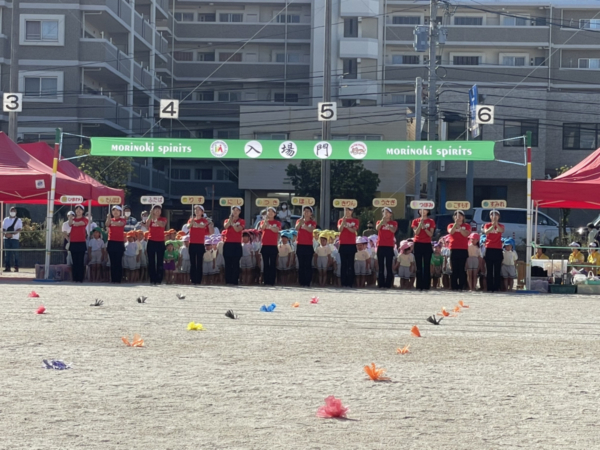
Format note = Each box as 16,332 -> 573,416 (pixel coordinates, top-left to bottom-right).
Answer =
458,300 -> 469,308
36,305 -> 46,315
28,291 -> 40,298
42,359 -> 72,370
292,302 -> 300,308
396,344 -> 410,354
364,363 -> 391,381
260,303 -> 276,312
187,322 -> 204,331
316,396 -> 349,418
122,334 -> 144,347
411,325 -> 421,337
310,296 -> 319,304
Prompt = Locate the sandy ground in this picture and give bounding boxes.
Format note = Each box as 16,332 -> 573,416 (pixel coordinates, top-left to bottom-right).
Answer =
1,282 -> 600,450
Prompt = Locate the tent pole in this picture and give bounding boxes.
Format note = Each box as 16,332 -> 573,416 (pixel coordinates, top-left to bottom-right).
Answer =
45,128 -> 62,280
525,131 -> 532,291
534,202 -> 539,248
0,201 -> 4,276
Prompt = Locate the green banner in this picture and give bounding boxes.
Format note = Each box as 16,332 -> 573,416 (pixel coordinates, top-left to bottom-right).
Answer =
90,137 -> 495,161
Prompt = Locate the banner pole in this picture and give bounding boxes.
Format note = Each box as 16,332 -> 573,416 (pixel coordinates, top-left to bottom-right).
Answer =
45,128 -> 62,280
525,131 -> 533,291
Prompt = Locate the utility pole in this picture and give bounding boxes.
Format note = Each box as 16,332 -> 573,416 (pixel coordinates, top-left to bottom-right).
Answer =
426,0 -> 438,202
319,0 -> 332,229
414,77 -> 423,217
9,0 -> 20,142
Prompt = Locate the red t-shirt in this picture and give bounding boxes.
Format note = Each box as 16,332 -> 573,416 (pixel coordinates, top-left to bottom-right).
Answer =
260,220 -> 281,246
189,218 -> 210,244
484,223 -> 505,249
446,223 -> 471,250
296,219 -> 317,246
411,218 -> 435,244
223,218 -> 245,243
338,218 -> 360,245
148,218 -> 167,242
70,217 -> 89,243
377,220 -> 397,247
108,218 -> 126,242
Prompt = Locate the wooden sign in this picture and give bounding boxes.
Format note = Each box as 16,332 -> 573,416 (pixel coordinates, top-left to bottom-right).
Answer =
219,197 -> 244,207
97,196 -> 122,205
481,199 -> 507,209
372,198 -> 398,208
445,201 -> 470,210
140,195 -> 164,205
410,200 -> 435,210
59,195 -> 84,204
256,198 -> 280,207
181,196 -> 205,205
291,197 -> 315,206
333,199 -> 358,209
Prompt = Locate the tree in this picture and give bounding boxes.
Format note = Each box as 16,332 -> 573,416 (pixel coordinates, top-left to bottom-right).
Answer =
555,165 -> 572,244
75,145 -> 133,193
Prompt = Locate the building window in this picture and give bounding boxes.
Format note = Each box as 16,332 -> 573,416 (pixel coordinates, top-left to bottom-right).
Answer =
217,130 -> 239,139
563,123 -> 599,150
274,93 -> 299,103
218,52 -> 242,62
22,133 -> 55,144
255,133 -> 289,140
196,91 -> 214,101
503,120 -> 539,147
20,14 -> 64,46
534,57 -> 547,66
275,53 -> 301,63
174,51 -> 193,61
217,91 -> 240,102
198,52 -> 215,61
219,13 -> 243,23
392,16 -> 420,25
333,134 -> 382,140
24,76 -> 58,98
392,55 -> 420,65
502,16 -> 529,26
501,56 -> 526,66
195,168 -> 213,180
578,58 -> 600,69
390,93 -> 416,104
454,16 -> 483,26
453,56 -> 480,65
171,168 -> 191,180
580,19 -> 600,30
342,58 -> 358,79
198,13 -> 216,22
344,18 -> 358,37
215,169 -> 232,181
174,12 -> 194,22
276,14 -> 300,23
447,118 -> 482,141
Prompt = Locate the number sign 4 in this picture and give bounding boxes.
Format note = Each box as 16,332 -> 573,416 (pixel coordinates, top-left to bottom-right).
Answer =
160,99 -> 179,119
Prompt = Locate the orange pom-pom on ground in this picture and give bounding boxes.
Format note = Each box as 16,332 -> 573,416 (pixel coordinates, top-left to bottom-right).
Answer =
292,302 -> 300,308
122,334 -> 144,347
396,344 -> 410,354
411,325 -> 421,337
36,305 -> 46,315
364,363 -> 391,381
459,300 -> 470,308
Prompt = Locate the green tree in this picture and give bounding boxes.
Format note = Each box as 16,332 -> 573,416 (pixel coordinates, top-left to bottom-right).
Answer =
75,145 -> 133,193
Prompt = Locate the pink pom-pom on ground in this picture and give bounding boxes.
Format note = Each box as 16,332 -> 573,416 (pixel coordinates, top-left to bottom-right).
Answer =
28,291 -> 40,298
316,396 -> 349,418
36,306 -> 46,315
310,296 -> 319,304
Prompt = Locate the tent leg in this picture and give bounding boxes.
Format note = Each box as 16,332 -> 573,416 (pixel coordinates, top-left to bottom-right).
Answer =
534,203 -> 539,247
0,201 -> 4,276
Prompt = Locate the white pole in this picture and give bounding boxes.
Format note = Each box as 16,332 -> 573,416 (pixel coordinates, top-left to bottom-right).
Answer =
525,132 -> 532,291
534,202 -> 539,248
0,201 -> 4,275
44,128 -> 62,279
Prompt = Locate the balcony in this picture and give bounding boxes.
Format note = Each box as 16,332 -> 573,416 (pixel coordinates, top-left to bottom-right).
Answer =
81,0 -> 132,31
78,95 -> 155,136
386,25 -> 549,45
173,23 -> 311,42
134,10 -> 154,48
340,38 -> 379,59
437,66 -> 548,85
129,162 -> 168,193
340,0 -> 380,18
339,79 -> 379,102
174,62 -> 310,81
80,39 -> 131,81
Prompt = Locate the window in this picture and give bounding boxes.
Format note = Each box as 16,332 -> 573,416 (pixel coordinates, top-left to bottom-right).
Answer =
502,56 -> 526,66
195,168 -> 213,180
24,76 -> 58,98
198,13 -> 216,22
219,13 -> 243,22
343,58 -> 357,79
580,19 -> 600,30
219,52 -> 242,62
578,58 -> 600,69
217,91 -> 240,102
275,53 -> 301,63
563,123 -> 599,150
534,57 -> 547,66
453,56 -> 480,65
255,133 -> 289,140
171,130 -> 191,139
198,52 -> 215,61
274,93 -> 299,103
502,16 -> 529,26
392,55 -> 420,65
196,130 -> 213,139
217,130 -> 239,139
344,18 -> 358,37
276,14 -> 300,23
392,16 -> 420,25
170,168 -> 191,180
503,120 -> 539,147
426,16 -> 443,25
446,118 -> 482,141
174,51 -> 193,61
333,134 -> 382,140
215,169 -> 231,181
454,16 -> 483,25
481,208 -> 524,224
390,93 -> 416,104
196,91 -> 214,101
174,12 -> 194,22
22,133 -> 55,144
534,17 -> 547,26
21,15 -> 64,46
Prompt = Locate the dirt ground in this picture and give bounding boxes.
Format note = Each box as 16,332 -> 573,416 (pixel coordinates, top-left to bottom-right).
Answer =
1,282 -> 599,449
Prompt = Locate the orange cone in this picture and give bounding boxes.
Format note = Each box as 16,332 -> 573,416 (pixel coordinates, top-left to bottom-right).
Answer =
411,325 -> 421,337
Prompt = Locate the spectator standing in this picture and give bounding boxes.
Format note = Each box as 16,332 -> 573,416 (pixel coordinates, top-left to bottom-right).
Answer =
2,206 -> 22,272
362,221 -> 377,237
135,211 -> 149,232
123,205 -> 138,232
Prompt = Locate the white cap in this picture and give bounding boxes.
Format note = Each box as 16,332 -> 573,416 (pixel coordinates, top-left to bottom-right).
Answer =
67,210 -> 75,216
111,205 -> 122,211
454,210 -> 465,217
383,207 -> 393,214
490,209 -> 500,216
194,205 -> 205,211
75,204 -> 85,210
231,205 -> 241,212
267,206 -> 277,213
569,242 -> 581,247
303,206 -> 313,212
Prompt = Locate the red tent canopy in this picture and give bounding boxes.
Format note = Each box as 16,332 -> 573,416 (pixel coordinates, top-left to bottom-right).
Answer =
19,142 -> 124,206
0,133 -> 92,202
532,147 -> 600,209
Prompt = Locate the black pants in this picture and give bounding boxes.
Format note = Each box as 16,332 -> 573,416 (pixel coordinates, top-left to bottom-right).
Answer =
147,240 -> 165,284
189,243 -> 206,285
377,246 -> 395,288
485,248 -> 503,292
107,241 -> 125,283
296,244 -> 314,287
450,249 -> 468,291
223,242 -> 242,285
414,242 -> 433,290
261,245 -> 278,286
339,244 -> 357,287
63,238 -> 69,264
69,242 -> 87,282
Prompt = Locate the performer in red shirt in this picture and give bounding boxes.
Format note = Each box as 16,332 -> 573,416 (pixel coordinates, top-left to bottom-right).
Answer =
147,204 -> 167,285
376,207 -> 398,288
68,204 -> 89,282
483,209 -> 505,292
446,210 -> 472,291
337,207 -> 360,287
295,206 -> 317,287
188,204 -> 214,285
411,207 -> 435,290
105,205 -> 126,283
260,207 -> 281,286
223,205 -> 245,285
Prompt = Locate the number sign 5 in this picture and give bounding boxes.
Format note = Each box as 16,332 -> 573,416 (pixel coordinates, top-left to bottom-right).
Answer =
318,102 -> 337,121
